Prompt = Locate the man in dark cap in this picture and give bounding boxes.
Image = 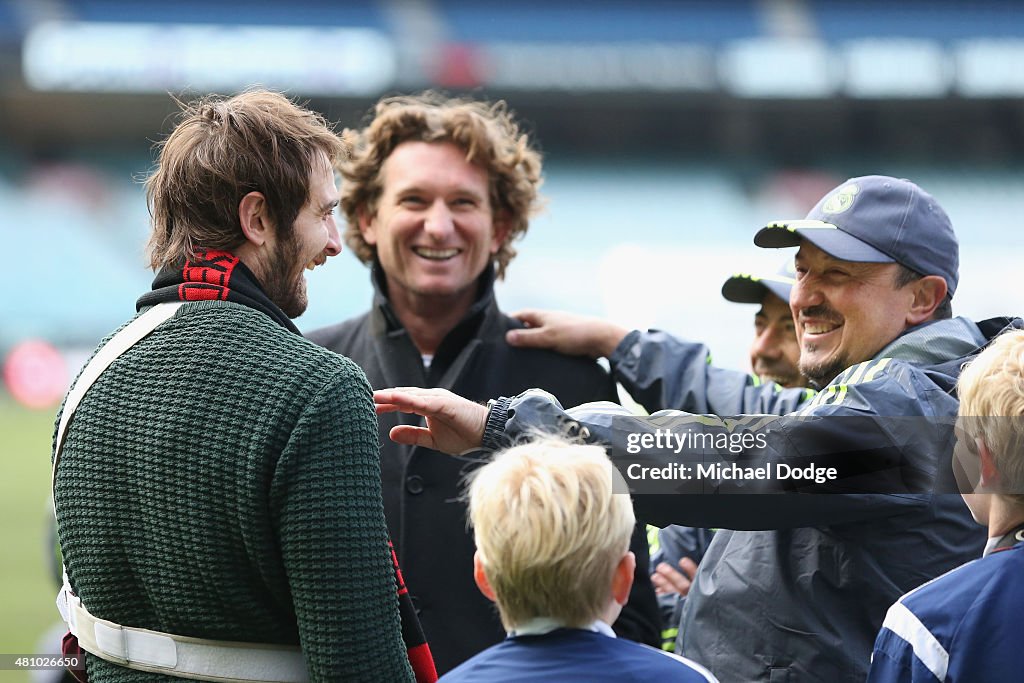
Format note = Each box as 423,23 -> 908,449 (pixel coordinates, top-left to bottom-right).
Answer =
721,260 -> 806,389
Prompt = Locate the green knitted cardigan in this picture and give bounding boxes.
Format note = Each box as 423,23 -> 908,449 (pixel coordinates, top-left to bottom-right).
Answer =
53,301 -> 414,682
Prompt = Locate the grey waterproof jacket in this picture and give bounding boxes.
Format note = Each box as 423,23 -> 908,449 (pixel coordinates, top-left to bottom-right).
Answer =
484,316 -> 1020,682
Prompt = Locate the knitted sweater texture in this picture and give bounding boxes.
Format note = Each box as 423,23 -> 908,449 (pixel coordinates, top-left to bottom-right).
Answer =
53,301 -> 414,682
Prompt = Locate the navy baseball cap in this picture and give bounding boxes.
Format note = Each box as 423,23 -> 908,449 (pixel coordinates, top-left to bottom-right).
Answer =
753,175 -> 959,297
721,259 -> 796,305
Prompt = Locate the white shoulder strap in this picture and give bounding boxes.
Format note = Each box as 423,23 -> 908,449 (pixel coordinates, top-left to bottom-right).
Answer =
52,302 -> 184,494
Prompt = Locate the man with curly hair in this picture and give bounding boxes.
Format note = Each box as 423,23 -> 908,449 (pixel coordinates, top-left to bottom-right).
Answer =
309,92 -> 660,673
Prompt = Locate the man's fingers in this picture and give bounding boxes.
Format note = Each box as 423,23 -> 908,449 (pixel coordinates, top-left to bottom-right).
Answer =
654,561 -> 692,596
375,403 -> 401,415
373,388 -> 444,417
679,556 -> 699,581
510,309 -> 544,327
651,570 -> 672,595
389,425 -> 435,449
507,309 -> 556,347
375,387 -> 436,401
506,325 -> 549,348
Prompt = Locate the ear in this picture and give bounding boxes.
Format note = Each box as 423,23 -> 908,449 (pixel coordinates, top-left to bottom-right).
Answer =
977,438 -> 1001,490
489,211 -> 511,255
952,430 -> 982,495
905,275 -> 947,326
239,191 -> 273,247
473,551 -> 497,603
611,551 -> 636,607
358,206 -> 378,246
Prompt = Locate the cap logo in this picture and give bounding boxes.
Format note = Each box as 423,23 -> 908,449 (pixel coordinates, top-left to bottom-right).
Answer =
821,183 -> 859,215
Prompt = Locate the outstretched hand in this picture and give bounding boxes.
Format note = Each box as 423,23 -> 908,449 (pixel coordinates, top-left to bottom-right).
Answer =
374,387 -> 489,455
505,309 -> 630,359
651,557 -> 699,597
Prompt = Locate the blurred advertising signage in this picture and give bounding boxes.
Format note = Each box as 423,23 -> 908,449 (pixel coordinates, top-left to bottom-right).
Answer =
481,42 -> 715,91
23,21 -> 396,95
720,37 -> 1024,99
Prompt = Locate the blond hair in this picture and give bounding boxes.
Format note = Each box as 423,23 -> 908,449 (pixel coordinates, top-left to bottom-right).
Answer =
466,437 -> 633,630
145,89 -> 347,270
958,329 -> 1024,502
340,92 -> 542,279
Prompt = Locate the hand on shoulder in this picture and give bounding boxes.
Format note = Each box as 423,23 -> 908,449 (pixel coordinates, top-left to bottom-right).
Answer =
506,309 -> 629,359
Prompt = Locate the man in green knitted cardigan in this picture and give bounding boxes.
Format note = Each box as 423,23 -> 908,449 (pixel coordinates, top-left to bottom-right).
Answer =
52,90 -> 431,682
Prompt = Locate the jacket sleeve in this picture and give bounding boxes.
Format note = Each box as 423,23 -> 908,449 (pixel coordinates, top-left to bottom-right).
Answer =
610,330 -> 813,416
487,359 -> 942,531
867,620 -> 938,683
270,365 -> 415,682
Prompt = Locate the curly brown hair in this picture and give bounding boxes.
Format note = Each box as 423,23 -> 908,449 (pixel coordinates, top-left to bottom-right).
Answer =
340,92 -> 543,279
145,89 -> 348,270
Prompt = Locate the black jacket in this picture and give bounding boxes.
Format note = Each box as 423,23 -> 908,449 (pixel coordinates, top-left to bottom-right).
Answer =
308,267 -> 661,673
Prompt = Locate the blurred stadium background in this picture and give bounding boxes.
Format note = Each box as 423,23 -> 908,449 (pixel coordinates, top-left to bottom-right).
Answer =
2,0 -> 1024,678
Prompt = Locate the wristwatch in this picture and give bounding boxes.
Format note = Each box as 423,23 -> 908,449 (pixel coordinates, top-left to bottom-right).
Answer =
482,397 -> 513,452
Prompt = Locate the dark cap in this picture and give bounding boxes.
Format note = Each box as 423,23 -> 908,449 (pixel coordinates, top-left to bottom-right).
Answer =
721,259 -> 795,305
753,175 -> 959,297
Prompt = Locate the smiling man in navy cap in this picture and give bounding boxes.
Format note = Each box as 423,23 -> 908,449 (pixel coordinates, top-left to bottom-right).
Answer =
754,176 -> 958,390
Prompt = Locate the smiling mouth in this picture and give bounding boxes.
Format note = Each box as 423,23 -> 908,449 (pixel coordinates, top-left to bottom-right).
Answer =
802,322 -> 841,336
305,255 -> 326,271
412,247 -> 460,261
